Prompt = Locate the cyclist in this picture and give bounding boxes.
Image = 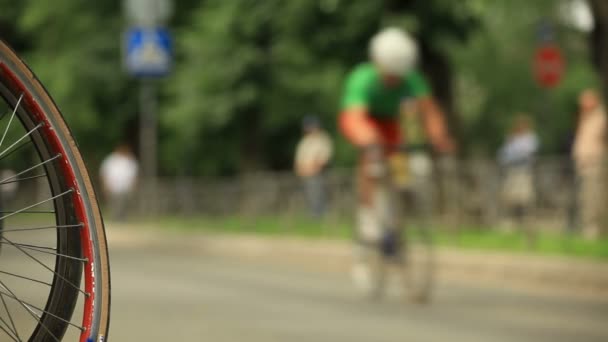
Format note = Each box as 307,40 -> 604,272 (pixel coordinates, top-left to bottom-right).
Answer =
339,27 -> 454,293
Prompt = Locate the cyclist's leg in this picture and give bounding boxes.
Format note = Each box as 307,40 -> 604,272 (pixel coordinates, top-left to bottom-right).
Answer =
374,121 -> 403,259
339,113 -> 385,240
400,151 -> 436,302
340,114 -> 385,294
339,113 -> 400,214
341,114 -> 404,295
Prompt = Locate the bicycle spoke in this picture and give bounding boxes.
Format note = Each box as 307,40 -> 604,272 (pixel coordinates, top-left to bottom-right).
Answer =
0,154 -> 61,185
0,93 -> 23,149
0,280 -> 61,342
0,138 -> 31,163
0,293 -> 19,341
0,123 -> 42,160
0,288 -> 85,332
0,234 -> 87,297
0,318 -> 19,342
0,224 -> 82,233
0,173 -> 47,185
0,211 -> 55,215
0,269 -> 52,287
0,189 -> 71,222
0,242 -> 87,262
1,242 -> 54,251
0,188 -> 84,341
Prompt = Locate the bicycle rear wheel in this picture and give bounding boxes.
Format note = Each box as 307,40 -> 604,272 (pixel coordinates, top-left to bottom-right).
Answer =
0,41 -> 110,341
401,223 -> 434,303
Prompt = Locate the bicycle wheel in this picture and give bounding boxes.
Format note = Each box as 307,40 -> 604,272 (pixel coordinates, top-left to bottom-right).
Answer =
399,187 -> 435,303
373,174 -> 434,303
0,41 -> 110,341
400,190 -> 434,303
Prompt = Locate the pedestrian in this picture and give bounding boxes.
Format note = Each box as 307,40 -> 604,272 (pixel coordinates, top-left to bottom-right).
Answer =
572,89 -> 606,239
498,114 -> 539,230
294,116 -> 333,218
100,144 -> 139,222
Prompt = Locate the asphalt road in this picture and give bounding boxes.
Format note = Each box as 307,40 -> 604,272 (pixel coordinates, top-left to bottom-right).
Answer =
104,231 -> 608,342
4,227 -> 608,341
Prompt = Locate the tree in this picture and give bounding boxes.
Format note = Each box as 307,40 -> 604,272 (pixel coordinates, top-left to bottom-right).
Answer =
590,0 -> 608,100
7,0 -> 591,177
163,0 -> 384,175
4,0 -> 137,168
163,0 -> 485,175
451,0 -> 597,155
384,0 -> 481,142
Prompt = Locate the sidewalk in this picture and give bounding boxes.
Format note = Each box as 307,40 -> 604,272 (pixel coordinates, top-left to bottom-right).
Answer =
107,225 -> 608,297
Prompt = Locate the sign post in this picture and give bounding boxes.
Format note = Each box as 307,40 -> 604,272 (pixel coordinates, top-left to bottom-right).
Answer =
533,21 -> 565,128
123,0 -> 173,212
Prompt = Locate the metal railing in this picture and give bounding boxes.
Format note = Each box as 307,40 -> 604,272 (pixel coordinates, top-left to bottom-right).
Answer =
122,156 -> 590,235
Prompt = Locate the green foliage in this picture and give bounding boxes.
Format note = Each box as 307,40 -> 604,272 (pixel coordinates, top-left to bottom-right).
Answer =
164,0 -> 384,174
3,0 -> 137,168
452,0 -> 599,155
1,0 -> 600,176
164,0 -> 485,174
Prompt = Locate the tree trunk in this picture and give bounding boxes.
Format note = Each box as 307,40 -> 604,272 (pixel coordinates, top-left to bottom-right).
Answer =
590,0 -> 608,101
239,110 -> 262,172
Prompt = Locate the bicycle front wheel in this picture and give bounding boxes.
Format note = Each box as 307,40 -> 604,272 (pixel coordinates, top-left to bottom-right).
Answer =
0,41 -> 110,341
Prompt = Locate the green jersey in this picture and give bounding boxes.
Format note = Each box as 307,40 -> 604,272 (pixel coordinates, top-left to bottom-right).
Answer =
341,63 -> 430,119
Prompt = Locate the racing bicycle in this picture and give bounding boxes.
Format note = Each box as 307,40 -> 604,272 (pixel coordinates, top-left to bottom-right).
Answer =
0,40 -> 111,341
352,146 -> 434,303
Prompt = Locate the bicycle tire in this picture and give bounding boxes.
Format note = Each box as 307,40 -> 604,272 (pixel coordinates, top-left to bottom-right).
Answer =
0,40 -> 110,342
401,223 -> 434,303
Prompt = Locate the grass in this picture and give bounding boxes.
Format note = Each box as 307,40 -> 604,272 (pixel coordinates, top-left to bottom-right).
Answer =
138,215 -> 608,261
150,215 -> 353,239
435,228 -> 608,260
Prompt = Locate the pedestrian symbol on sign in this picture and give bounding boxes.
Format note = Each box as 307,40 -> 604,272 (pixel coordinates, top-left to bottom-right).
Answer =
124,27 -> 172,77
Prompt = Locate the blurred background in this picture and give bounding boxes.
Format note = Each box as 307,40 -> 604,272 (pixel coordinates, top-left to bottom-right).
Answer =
2,0 -> 608,341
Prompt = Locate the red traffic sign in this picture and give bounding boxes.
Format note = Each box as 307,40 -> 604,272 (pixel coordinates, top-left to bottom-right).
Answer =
533,44 -> 564,88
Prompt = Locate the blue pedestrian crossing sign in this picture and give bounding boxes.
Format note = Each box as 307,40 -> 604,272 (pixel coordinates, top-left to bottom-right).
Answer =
124,27 -> 172,77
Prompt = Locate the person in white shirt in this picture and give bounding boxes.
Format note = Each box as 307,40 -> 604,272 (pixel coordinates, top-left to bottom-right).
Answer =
100,144 -> 139,221
294,116 -> 333,218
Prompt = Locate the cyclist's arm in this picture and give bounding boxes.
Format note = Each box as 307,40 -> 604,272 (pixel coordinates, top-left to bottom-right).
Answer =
418,96 -> 454,153
406,71 -> 454,153
340,68 -> 380,146
340,106 -> 380,146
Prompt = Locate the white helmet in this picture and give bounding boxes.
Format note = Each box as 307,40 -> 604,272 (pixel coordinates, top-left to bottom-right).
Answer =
369,27 -> 418,76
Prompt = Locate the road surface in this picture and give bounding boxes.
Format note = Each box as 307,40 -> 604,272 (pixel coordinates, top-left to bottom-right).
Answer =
104,230 -> 608,342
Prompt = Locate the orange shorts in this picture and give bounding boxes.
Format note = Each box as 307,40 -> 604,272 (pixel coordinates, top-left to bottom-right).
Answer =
339,112 -> 401,149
